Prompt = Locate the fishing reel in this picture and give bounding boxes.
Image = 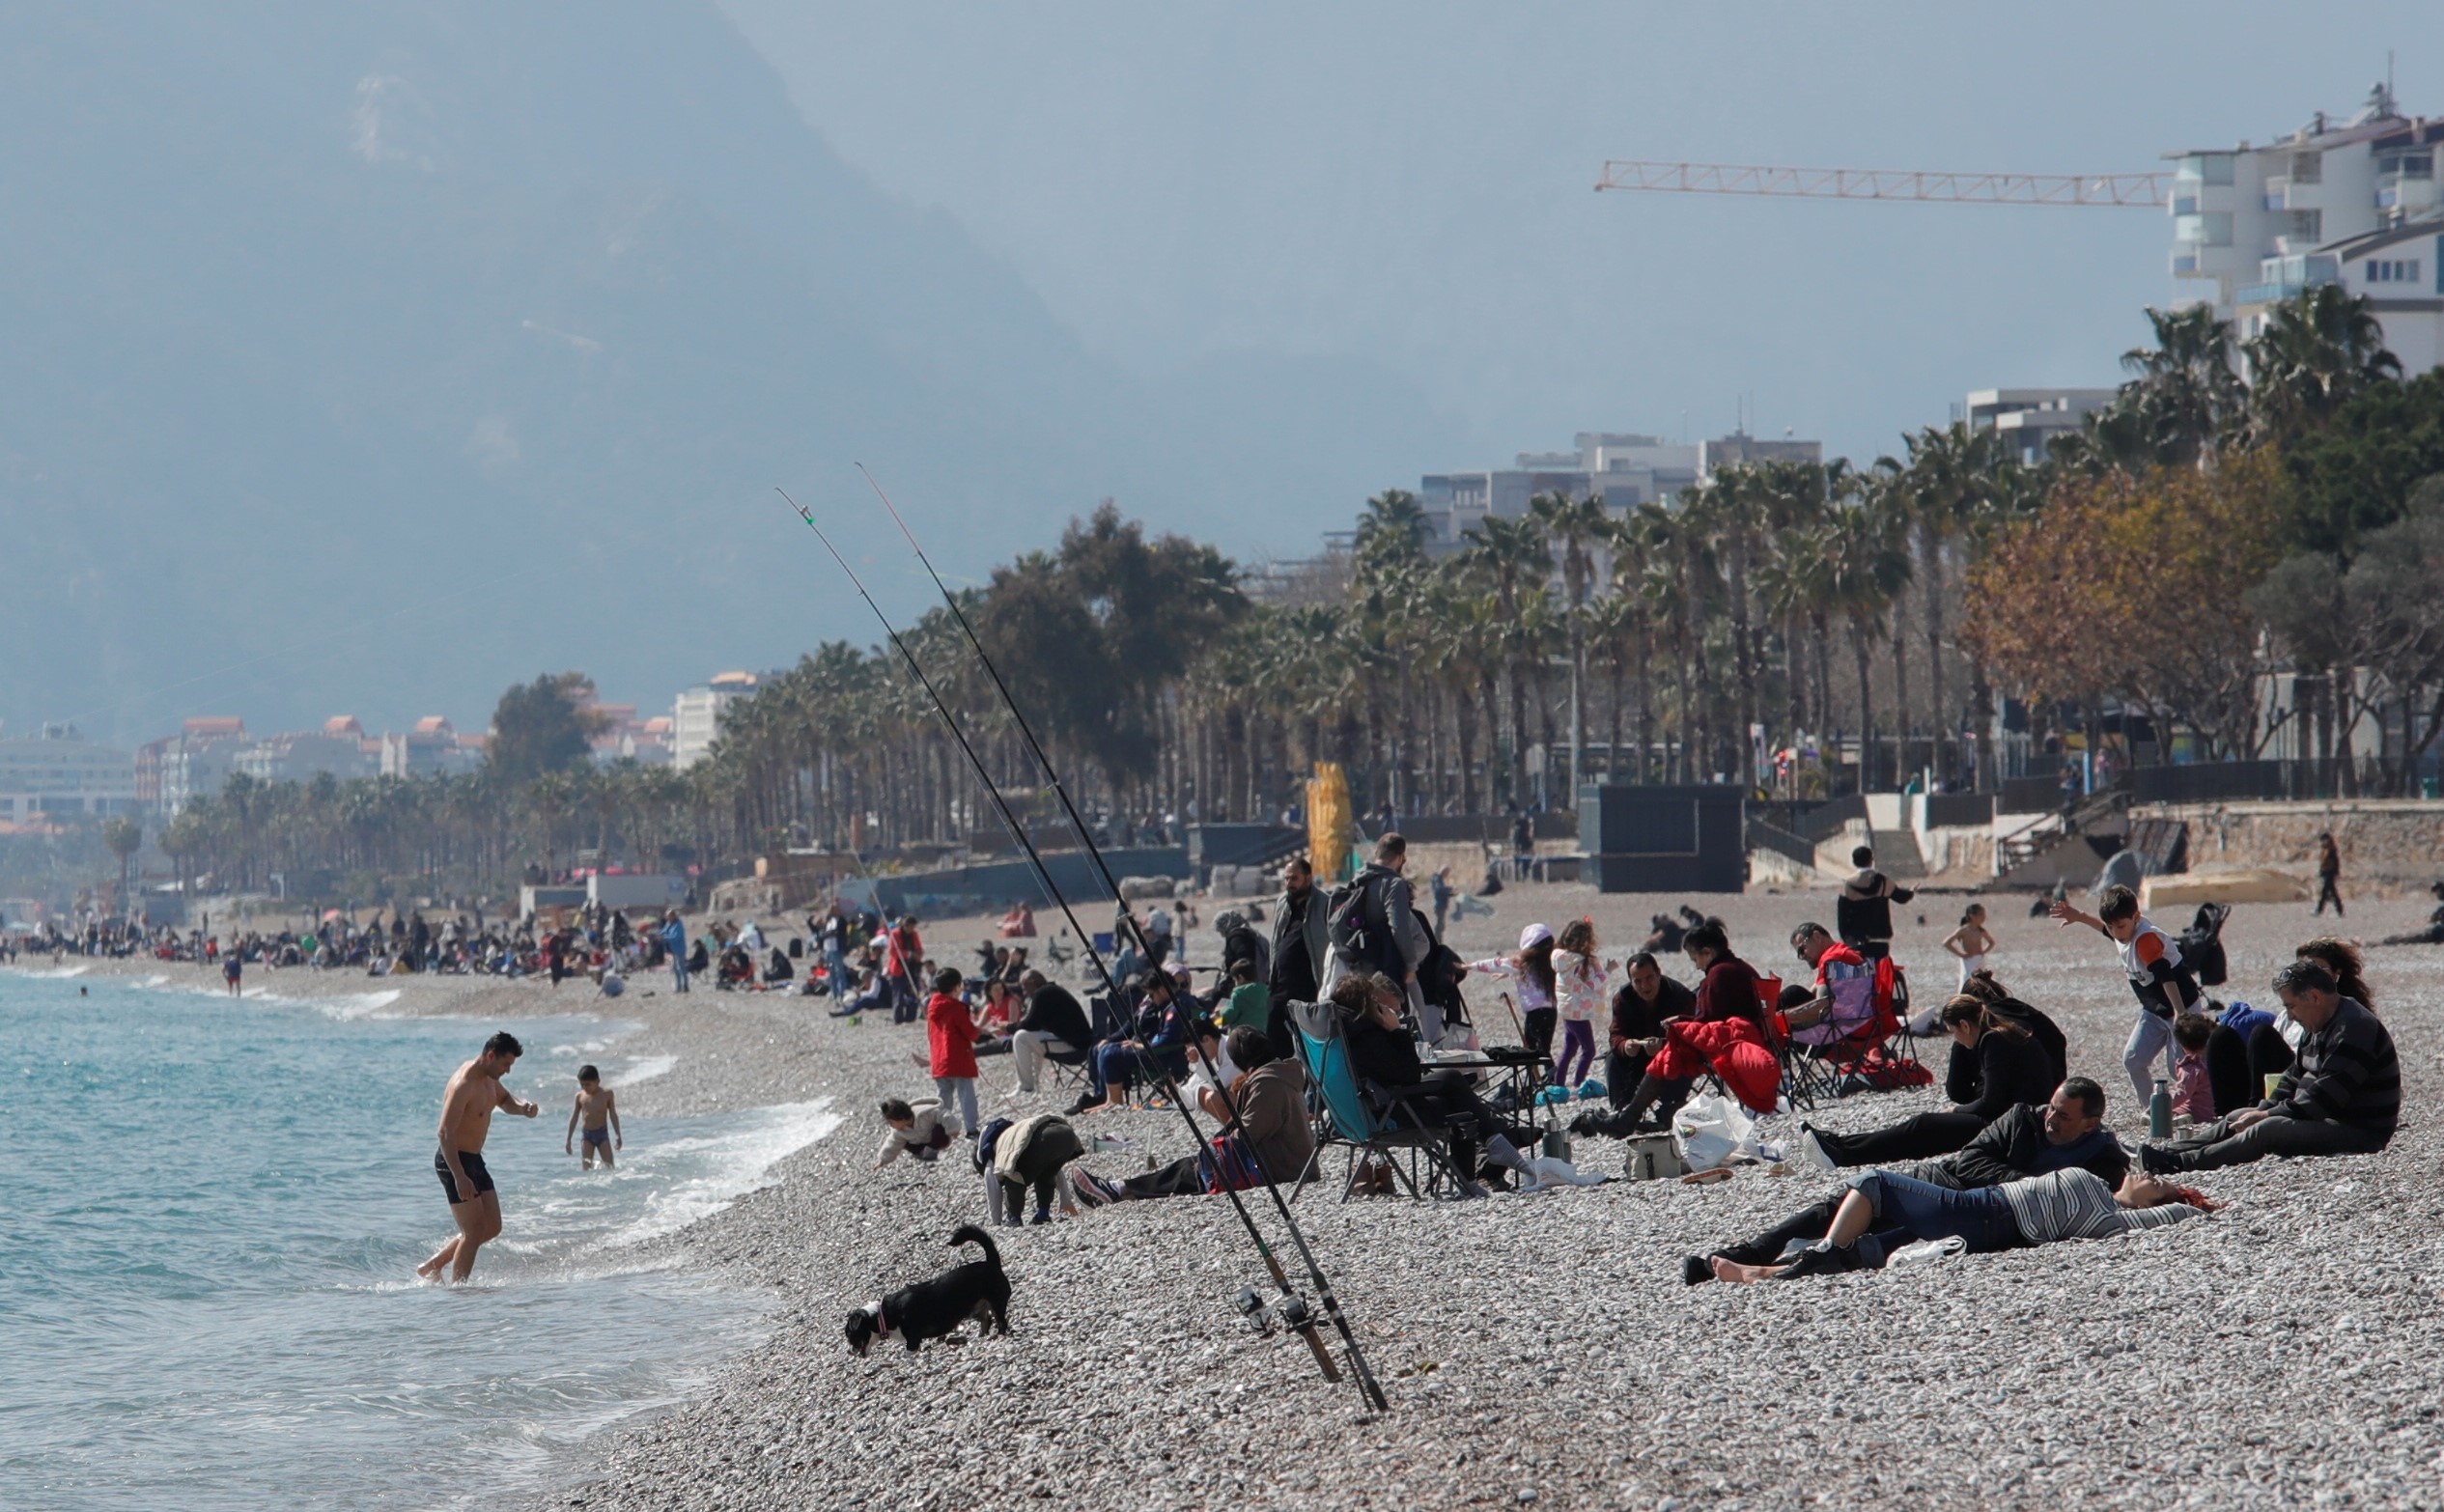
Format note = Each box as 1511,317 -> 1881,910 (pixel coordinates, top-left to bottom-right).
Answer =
1231,1285 -> 1315,1339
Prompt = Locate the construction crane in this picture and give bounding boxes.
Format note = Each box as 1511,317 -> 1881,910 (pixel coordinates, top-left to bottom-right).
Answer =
1594,158 -> 2168,208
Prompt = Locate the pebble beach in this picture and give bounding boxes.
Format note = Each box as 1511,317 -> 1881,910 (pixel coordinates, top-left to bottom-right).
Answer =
50,883 -> 2442,1510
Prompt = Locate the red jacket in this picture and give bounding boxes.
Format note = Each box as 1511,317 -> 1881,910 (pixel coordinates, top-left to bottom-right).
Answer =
926,992 -> 981,1078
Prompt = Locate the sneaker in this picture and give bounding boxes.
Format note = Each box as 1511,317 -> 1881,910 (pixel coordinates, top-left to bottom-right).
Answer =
1567,1111 -> 1601,1137
1069,1169 -> 1115,1209
1681,1253 -> 1715,1287
1793,1124 -> 1837,1174
2137,1141 -> 2173,1176
1063,1093 -> 1097,1116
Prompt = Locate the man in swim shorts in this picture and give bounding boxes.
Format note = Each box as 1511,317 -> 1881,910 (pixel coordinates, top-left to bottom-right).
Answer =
417,1030 -> 539,1283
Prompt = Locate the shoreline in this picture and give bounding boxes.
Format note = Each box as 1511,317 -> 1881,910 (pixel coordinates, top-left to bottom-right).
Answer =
27,886 -> 2444,1509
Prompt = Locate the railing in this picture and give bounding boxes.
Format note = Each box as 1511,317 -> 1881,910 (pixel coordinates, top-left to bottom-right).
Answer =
1745,818 -> 1817,869
2122,757 -> 2415,805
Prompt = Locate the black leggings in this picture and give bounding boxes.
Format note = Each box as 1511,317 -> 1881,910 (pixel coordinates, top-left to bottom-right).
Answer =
1812,1111 -> 1988,1166
1390,1071 -> 1530,1177
1521,1006 -> 1557,1059
2204,1024 -> 2295,1118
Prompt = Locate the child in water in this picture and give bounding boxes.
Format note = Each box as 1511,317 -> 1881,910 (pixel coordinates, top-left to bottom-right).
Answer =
564,1064 -> 622,1169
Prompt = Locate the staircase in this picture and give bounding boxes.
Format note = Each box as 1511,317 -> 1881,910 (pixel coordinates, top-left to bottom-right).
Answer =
1995,790 -> 2128,883
1868,829 -> 1926,880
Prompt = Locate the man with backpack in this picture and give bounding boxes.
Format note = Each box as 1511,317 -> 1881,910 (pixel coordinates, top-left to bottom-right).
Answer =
1318,832 -> 1440,1042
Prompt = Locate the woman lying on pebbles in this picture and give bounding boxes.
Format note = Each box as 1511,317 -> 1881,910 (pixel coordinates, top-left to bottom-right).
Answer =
1703,1164 -> 2215,1282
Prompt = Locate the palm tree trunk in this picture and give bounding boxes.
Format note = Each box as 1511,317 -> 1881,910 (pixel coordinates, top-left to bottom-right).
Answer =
1727,531 -> 1757,788
1850,618 -> 1877,792
1455,684 -> 1479,814
1889,596 -> 1911,785
1634,622 -> 1655,785
1920,519 -> 1948,783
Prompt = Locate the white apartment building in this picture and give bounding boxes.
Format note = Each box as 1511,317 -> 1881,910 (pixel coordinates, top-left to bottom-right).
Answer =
2170,84 -> 2444,374
0,723 -> 138,825
671,672 -> 760,769
1964,388 -> 2117,466
1416,429 -> 1822,555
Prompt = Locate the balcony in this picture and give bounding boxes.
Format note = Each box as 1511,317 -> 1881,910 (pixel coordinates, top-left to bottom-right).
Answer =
2235,270 -> 2337,306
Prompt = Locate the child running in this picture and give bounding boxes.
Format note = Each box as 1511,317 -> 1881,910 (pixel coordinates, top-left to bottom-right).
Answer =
1469,923 -> 1559,1058
1941,904 -> 1995,988
564,1063 -> 622,1169
2050,883 -> 2204,1106
1551,919 -> 1612,1090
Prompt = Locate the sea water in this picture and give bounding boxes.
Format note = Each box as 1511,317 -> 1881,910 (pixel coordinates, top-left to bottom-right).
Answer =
0,969 -> 839,1511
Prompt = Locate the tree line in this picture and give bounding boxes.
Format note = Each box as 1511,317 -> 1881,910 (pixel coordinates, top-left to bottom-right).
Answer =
126,286 -> 2444,904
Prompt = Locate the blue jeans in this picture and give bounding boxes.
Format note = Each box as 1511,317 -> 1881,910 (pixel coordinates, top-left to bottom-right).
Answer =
671,961 -> 689,994
934,1076 -> 979,1134
2123,1010 -> 2176,1107
825,947 -> 849,999
1849,1170 -> 2019,1254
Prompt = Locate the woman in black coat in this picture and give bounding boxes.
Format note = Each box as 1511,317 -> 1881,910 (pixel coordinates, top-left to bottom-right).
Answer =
1798,995 -> 2060,1169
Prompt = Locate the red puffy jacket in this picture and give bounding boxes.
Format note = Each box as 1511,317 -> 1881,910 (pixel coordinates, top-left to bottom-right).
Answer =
926,992 -> 981,1078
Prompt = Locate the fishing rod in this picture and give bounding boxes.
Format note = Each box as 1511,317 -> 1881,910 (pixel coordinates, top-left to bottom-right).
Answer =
780,488 -> 1358,1396
778,489 -> 1079,1010
852,463 -> 1388,1411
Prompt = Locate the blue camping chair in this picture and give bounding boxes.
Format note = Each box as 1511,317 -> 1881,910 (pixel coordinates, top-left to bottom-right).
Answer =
1290,1001 -> 1466,1202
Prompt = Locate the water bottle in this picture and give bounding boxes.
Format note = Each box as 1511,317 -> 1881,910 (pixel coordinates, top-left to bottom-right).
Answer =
2148,1078 -> 2172,1139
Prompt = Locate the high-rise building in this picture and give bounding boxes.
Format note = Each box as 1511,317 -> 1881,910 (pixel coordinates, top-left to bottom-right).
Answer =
0,722 -> 137,825
672,672 -> 761,769
2170,84 -> 2444,374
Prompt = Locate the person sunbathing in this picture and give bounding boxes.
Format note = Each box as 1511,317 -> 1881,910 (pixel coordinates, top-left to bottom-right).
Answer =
1706,1163 -> 2211,1281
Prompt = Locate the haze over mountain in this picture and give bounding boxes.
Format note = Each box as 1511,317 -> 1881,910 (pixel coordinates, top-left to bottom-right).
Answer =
0,1 -> 1448,742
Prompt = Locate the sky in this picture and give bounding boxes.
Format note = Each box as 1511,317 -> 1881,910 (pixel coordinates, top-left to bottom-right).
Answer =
720,1 -> 2444,470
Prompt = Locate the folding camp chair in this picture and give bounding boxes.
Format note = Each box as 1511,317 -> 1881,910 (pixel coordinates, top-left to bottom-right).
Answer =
1287,1001 -> 1470,1202
1762,1009 -> 1836,1112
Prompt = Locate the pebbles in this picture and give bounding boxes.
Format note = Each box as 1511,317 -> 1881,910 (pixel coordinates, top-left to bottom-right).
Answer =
79,892 -> 2435,1509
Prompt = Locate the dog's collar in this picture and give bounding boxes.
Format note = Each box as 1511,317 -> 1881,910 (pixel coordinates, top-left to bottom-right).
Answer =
868,1299 -> 893,1339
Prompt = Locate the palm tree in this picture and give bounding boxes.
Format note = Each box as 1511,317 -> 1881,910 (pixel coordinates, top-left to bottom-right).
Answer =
1353,489 -> 1430,578
2119,304 -> 2247,467
1823,492 -> 1912,791
1528,489 -> 1610,798
1894,423 -> 1999,783
2245,284 -> 2402,445
102,815 -> 142,917
1462,515 -> 1550,806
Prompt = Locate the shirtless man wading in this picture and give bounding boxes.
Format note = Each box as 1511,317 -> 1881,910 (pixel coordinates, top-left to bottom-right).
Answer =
417,1030 -> 539,1283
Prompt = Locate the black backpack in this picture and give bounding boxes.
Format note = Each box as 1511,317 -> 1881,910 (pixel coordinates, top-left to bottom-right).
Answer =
1327,872 -> 1401,976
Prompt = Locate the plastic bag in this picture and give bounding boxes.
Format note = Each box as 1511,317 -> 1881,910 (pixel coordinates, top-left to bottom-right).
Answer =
1671,1091 -> 1757,1172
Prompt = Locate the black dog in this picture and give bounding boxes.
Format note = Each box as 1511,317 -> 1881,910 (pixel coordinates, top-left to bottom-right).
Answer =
844,1224 -> 1011,1355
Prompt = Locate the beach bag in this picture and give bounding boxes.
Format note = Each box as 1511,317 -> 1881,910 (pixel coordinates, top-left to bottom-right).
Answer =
1622,1133 -> 1687,1182
1671,1091 -> 1757,1172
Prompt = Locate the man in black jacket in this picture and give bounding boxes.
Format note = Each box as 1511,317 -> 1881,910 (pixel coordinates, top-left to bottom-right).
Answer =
1687,1078 -> 2124,1281
1267,855 -> 1328,1059
1835,845 -> 1914,960
1010,969 -> 1093,1094
2141,958 -> 2398,1173
1569,952 -> 1696,1134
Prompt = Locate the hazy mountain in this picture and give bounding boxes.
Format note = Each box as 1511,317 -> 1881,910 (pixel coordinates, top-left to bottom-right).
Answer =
0,1 -> 1447,742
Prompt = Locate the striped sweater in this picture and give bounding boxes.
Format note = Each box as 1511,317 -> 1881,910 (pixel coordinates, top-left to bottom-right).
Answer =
1998,1167 -> 2204,1246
